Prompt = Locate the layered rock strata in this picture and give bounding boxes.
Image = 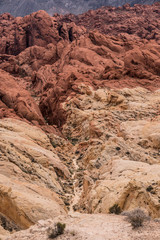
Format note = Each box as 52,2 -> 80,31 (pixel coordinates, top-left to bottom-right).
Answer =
0,7 -> 160,239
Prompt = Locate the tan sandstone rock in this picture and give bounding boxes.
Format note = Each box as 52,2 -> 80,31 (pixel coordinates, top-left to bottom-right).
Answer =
0,118 -> 69,230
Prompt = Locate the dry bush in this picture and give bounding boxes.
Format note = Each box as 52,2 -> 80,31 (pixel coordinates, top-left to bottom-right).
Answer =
123,208 -> 150,229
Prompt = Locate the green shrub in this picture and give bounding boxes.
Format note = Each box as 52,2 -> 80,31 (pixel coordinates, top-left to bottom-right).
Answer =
109,204 -> 121,215
48,222 -> 66,239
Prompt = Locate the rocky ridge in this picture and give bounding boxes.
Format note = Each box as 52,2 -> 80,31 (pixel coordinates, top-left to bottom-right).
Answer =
60,2 -> 160,42
0,5 -> 160,239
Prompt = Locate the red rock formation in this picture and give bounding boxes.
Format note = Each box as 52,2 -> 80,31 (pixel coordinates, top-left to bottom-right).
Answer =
0,8 -> 160,130
0,11 -> 56,55
59,3 -> 160,43
0,69 -> 45,124
0,8 -> 160,234
0,10 -> 86,56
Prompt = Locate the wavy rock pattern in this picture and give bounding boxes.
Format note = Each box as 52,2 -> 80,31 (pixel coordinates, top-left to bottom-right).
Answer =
0,6 -> 160,239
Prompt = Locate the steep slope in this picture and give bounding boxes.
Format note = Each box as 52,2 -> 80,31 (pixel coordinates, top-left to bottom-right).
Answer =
0,0 -> 159,16
0,118 -> 69,233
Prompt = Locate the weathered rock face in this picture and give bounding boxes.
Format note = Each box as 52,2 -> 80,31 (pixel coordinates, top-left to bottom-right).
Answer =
0,69 -> 45,124
0,88 -> 160,237
0,118 -> 71,231
1,12 -> 160,129
0,10 -> 85,56
60,3 -> 160,42
38,31 -> 160,127
0,6 -> 160,239
0,11 -> 59,55
81,159 -> 160,216
61,86 -> 160,217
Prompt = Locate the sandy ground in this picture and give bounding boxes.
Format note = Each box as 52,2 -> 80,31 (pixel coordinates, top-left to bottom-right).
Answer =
3,213 -> 160,240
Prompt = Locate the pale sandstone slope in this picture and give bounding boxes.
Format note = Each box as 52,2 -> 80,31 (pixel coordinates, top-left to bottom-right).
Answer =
61,87 -> 160,217
0,118 -> 70,231
0,87 -> 160,239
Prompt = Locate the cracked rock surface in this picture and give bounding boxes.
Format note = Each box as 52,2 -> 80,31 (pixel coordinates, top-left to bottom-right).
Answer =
0,5 -> 160,240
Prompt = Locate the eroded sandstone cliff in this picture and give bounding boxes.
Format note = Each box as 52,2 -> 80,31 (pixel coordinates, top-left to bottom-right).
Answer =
0,5 -> 160,239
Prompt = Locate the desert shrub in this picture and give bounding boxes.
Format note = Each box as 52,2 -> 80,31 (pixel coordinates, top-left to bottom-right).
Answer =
109,204 -> 121,215
124,208 -> 149,229
48,222 -> 66,239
